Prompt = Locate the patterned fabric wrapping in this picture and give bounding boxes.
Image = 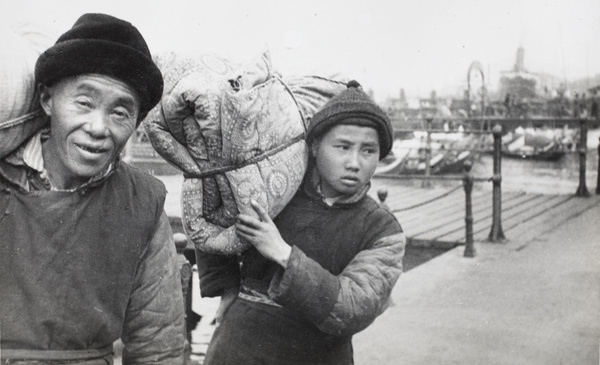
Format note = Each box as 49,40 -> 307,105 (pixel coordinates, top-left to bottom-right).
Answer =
143,50 -> 346,254
0,24 -> 55,158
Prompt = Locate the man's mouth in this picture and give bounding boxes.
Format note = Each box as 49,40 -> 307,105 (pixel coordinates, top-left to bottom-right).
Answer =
341,176 -> 359,184
75,143 -> 109,154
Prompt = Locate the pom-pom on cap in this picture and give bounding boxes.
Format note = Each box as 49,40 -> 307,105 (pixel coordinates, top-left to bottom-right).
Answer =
306,79 -> 393,159
34,13 -> 164,123
346,80 -> 362,88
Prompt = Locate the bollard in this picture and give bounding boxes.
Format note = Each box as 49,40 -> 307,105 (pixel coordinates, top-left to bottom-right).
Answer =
597,137 -> 600,195
488,124 -> 506,242
422,118 -> 433,188
377,189 -> 391,211
174,233 -> 193,365
575,118 -> 590,197
463,160 -> 476,257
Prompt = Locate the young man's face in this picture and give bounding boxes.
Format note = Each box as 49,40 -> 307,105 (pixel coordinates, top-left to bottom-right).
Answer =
39,74 -> 140,189
312,124 -> 380,198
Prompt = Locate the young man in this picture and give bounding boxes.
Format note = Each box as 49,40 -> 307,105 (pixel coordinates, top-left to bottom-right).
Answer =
198,80 -> 405,364
0,14 -> 186,364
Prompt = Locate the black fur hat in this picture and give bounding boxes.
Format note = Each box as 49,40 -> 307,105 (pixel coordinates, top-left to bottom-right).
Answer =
34,13 -> 163,122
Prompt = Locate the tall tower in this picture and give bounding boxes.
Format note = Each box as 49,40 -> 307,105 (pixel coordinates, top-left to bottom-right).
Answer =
514,47 -> 525,72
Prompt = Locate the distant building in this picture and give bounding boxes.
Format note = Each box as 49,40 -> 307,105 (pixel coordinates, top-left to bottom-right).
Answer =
498,47 -> 538,100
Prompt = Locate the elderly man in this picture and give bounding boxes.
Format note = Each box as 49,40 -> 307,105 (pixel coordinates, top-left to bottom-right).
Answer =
0,13 -> 185,364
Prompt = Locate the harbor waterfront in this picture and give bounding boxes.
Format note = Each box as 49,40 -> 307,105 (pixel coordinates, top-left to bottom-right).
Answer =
3,3 -> 600,363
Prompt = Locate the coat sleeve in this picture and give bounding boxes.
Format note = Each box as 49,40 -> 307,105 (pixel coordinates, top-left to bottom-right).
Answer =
121,212 -> 186,364
269,229 -> 405,337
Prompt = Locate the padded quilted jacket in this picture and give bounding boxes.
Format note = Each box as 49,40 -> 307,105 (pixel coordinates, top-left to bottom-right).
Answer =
0,149 -> 185,364
197,169 -> 405,363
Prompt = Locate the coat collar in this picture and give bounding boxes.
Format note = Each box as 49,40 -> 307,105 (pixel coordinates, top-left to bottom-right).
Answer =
303,166 -> 370,207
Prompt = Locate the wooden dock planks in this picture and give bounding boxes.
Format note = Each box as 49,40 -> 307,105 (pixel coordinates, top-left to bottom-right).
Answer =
160,174 -> 598,249
369,177 -> 600,248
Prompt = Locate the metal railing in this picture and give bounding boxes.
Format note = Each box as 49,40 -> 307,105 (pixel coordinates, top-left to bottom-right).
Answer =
379,121 -> 499,258
476,117 -> 596,197
378,116 -> 599,258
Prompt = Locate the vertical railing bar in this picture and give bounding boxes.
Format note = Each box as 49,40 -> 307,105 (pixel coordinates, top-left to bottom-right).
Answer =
488,124 -> 506,242
596,136 -> 600,195
575,118 -> 590,197
422,118 -> 433,188
463,160 -> 476,257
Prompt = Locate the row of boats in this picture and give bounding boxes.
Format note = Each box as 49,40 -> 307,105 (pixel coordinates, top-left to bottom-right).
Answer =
376,126 -> 578,176
499,126 -> 575,161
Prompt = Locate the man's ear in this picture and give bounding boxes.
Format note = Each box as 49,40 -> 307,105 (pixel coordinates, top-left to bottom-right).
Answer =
38,84 -> 52,117
310,140 -> 319,158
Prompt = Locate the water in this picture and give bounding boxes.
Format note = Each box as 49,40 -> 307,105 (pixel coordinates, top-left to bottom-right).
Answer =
403,245 -> 450,271
472,128 -> 599,195
389,128 -> 600,196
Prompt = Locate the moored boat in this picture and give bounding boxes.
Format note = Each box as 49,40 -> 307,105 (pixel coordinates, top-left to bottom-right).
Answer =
376,133 -> 479,176
500,126 -> 574,161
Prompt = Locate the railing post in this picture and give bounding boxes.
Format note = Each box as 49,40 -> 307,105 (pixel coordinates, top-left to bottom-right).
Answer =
174,233 -> 193,365
596,136 -> 600,195
463,160 -> 476,257
575,118 -> 590,197
422,117 -> 432,188
488,124 -> 506,242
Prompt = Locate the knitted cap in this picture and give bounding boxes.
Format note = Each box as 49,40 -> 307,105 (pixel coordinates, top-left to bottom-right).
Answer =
306,80 -> 393,159
34,13 -> 163,122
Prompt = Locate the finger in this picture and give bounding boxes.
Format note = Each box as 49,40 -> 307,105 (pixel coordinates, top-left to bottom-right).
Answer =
250,200 -> 272,223
237,214 -> 262,229
235,229 -> 257,247
235,222 -> 257,236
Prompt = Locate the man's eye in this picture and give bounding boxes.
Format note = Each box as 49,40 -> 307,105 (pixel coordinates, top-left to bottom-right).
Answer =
113,109 -> 131,119
76,99 -> 92,108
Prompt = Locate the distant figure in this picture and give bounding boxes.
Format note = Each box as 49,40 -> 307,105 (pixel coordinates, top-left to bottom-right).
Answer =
504,93 -> 511,117
580,93 -> 588,118
591,95 -> 599,122
573,93 -> 581,118
377,188 -> 391,211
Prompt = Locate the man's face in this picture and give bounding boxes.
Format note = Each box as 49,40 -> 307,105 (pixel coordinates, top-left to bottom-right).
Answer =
312,124 -> 380,198
39,74 -> 140,189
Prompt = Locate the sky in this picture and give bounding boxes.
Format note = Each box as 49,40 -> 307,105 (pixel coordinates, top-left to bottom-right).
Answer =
2,0 -> 599,102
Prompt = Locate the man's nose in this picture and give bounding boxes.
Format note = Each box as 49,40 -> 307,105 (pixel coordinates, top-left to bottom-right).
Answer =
83,111 -> 110,137
345,150 -> 360,171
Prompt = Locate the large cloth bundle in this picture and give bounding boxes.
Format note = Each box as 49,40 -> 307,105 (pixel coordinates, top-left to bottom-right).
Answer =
143,50 -> 346,254
0,24 -> 55,158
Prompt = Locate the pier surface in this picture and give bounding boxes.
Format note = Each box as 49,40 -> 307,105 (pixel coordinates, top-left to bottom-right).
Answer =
353,188 -> 600,365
